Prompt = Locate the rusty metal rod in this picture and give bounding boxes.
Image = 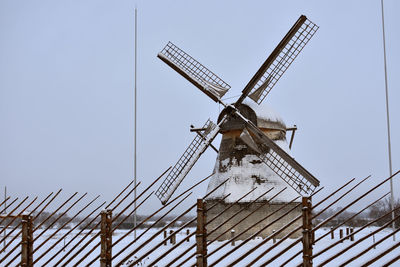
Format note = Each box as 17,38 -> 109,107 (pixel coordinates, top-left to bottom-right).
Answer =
172,188 -> 276,267
247,189 -> 328,266
317,211 -> 400,266
112,192 -> 153,232
312,178 -> 355,211
154,187 -> 267,267
33,194 -> 100,263
70,177 -> 158,266
0,235 -> 22,265
207,187 -> 257,223
0,197 -> 37,262
53,180 -> 138,266
109,181 -> 152,229
310,171 -> 400,260
33,192 -> 86,242
313,204 -> 400,262
279,192 -> 390,266
32,189 -> 63,221
136,193 -> 232,267
68,172 -> 216,266
41,200 -> 106,267
276,193 -> 389,266
222,199 -> 302,267
0,191 -> 59,263
0,197 -> 37,236
107,181 -> 142,214
139,178 -> 232,267
263,238 -> 302,266
210,187 -> 324,267
61,170 -> 165,266
84,192 -> 154,266
174,187 -> 285,267
60,182 -> 143,266
0,196 -> 28,226
0,197 -> 18,214
120,180 -> 230,267
382,253 -> 400,267
33,191 -> 78,232
112,192 -> 193,261
209,187 -> 277,241
314,191 -> 390,234
149,228 -> 196,267
312,175 -> 370,219
363,240 -> 400,267
208,196 -> 301,267
113,172 -> 213,249
6,192 -> 89,267
341,226 -> 400,266
115,192 -> 194,266
258,240 -> 302,266
0,192 -> 53,248
0,196 -> 10,210
4,193 -> 86,267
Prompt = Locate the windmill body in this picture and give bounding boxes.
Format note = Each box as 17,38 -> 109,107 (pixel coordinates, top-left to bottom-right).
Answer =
206,101 -> 302,240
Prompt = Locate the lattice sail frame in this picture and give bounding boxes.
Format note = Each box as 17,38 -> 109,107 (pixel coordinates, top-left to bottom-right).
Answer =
155,119 -> 220,204
158,42 -> 231,102
247,16 -> 319,104
236,110 -> 320,195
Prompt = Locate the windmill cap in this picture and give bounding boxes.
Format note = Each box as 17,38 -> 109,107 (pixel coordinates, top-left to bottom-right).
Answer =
243,100 -> 287,131
218,101 -> 286,132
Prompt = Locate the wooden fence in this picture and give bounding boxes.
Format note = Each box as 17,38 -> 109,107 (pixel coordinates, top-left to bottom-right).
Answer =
0,168 -> 399,266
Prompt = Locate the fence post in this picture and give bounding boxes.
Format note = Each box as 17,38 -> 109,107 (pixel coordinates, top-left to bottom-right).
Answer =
302,196 -> 313,267
100,209 -> 112,267
196,198 -> 207,267
21,214 -> 33,267
170,229 -> 176,245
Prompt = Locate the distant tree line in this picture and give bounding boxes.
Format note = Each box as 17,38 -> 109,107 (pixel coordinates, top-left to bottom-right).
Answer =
314,197 -> 400,228
0,212 -> 196,230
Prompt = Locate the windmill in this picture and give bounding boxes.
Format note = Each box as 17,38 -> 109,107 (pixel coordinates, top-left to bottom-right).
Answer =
155,15 -> 320,205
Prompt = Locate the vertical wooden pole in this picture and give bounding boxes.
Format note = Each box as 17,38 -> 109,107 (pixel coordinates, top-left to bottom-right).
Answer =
350,227 -> 354,241
100,209 -> 112,267
302,197 -> 313,267
21,214 -> 33,267
169,229 -> 176,245
196,198 -> 207,267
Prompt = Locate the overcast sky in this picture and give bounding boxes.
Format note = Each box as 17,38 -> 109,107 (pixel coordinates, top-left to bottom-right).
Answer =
1,0 -> 399,214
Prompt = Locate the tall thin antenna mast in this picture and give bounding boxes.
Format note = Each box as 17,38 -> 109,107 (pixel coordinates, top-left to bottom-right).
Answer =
134,7 -> 138,239
380,0 -> 395,241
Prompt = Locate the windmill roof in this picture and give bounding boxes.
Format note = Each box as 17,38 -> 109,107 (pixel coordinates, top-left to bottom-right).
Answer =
242,100 -> 286,131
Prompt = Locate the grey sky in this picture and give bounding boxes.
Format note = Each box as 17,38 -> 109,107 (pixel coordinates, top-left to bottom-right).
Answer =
1,0 -> 399,214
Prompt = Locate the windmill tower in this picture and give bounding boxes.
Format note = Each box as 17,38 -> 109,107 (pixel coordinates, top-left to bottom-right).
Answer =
155,15 -> 320,239
205,101 -> 303,240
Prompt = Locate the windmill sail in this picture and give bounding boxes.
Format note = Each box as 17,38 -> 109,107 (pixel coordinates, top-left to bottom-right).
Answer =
236,111 -> 319,195
158,42 -> 231,102
155,119 -> 220,204
237,15 -> 319,106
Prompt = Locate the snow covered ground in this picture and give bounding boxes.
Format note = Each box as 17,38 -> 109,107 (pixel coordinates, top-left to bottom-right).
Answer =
1,226 -> 398,266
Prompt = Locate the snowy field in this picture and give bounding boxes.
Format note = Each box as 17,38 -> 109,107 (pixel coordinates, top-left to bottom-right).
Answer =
1,226 -> 398,266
